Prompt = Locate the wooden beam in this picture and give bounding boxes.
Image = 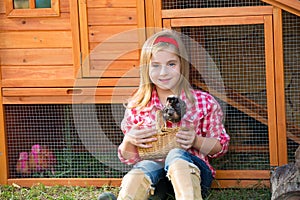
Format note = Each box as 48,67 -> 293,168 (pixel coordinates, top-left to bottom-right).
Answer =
272,7 -> 288,165
162,6 -> 273,19
1,78 -> 140,88
0,65 -> 8,185
6,170 -> 271,188
171,16 -> 264,27
69,0 -> 81,78
264,15 -> 279,166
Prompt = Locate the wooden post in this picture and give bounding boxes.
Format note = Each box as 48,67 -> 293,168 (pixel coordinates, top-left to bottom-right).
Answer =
0,60 -> 8,184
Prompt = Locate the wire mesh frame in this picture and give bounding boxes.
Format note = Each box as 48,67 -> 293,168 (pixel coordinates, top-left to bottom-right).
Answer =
177,24 -> 271,170
6,104 -> 130,179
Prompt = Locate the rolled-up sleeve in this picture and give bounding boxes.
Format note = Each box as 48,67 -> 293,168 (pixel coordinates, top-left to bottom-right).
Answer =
201,97 -> 230,158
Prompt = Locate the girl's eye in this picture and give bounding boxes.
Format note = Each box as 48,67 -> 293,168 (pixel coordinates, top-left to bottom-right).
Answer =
151,63 -> 160,68
168,62 -> 176,67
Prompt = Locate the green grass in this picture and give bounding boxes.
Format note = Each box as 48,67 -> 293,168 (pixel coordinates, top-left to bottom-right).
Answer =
0,184 -> 271,200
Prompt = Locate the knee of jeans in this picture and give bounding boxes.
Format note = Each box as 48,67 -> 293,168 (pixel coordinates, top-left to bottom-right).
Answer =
165,148 -> 186,167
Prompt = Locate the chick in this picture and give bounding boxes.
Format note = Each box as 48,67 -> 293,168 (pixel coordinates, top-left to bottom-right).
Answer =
162,95 -> 187,123
16,152 -> 31,176
29,144 -> 56,175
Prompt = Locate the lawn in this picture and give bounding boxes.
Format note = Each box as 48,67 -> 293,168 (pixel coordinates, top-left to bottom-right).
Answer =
0,184 -> 271,200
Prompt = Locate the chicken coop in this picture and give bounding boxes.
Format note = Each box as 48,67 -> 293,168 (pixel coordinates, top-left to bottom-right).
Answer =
0,0 -> 299,188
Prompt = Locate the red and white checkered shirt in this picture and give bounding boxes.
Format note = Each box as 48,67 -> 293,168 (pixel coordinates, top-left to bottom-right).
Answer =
118,88 -> 230,177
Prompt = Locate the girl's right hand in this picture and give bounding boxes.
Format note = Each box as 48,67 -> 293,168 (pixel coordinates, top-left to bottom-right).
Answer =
124,122 -> 157,148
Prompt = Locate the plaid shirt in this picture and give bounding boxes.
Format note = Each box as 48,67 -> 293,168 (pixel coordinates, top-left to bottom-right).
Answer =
118,88 -> 230,177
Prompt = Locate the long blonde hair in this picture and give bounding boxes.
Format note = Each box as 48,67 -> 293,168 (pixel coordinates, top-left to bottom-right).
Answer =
127,29 -> 195,109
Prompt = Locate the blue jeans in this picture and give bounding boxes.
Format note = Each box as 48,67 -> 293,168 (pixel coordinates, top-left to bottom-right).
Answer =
132,148 -> 213,197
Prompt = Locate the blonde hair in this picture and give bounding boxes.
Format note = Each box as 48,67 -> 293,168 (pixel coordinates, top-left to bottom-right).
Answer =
127,30 -> 195,109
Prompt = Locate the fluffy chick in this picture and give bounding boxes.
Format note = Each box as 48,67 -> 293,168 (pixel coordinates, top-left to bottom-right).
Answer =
16,152 -> 31,176
162,95 -> 187,123
29,144 -> 56,175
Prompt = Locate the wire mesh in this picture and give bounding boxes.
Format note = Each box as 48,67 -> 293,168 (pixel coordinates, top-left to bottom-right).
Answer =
282,11 -> 300,163
162,0 -> 267,9
6,104 -> 129,179
181,24 -> 270,170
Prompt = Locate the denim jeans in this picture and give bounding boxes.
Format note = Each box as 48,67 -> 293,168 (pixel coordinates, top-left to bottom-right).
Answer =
132,148 -> 213,197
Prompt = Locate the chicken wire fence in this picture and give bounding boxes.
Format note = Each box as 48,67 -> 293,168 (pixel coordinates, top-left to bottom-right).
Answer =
283,11 -> 300,162
180,23 -> 270,170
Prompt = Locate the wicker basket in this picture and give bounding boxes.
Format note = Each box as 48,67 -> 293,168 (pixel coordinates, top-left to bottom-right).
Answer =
138,127 -> 181,160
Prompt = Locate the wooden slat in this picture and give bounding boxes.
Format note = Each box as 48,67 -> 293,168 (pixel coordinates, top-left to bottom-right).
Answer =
229,145 -> 270,153
87,0 -> 136,8
89,60 -> 139,77
215,170 -> 270,179
212,179 -> 270,188
88,26 -> 139,43
171,16 -> 264,27
3,95 -> 131,104
1,78 -> 140,88
0,48 -> 73,65
152,0 -> 162,28
162,6 -> 273,18
0,13 -> 70,31
78,0 -> 90,77
89,43 -> 139,60
272,7 -> 288,165
0,65 -> 8,184
88,8 -> 137,25
90,60 -> 139,70
89,69 -> 139,78
1,66 -> 74,80
136,0 -> 146,47
264,15 -> 279,166
2,87 -> 137,97
6,173 -> 271,188
7,178 -> 122,187
0,31 -> 72,48
69,0 -> 81,78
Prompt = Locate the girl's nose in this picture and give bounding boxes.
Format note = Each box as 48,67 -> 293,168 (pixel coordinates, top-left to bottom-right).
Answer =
160,65 -> 168,75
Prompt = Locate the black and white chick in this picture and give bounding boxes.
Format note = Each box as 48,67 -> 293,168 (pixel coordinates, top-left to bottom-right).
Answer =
162,95 -> 187,123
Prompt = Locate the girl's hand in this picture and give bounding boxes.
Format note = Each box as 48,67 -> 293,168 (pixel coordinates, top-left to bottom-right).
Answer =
124,122 -> 157,148
176,126 -> 196,150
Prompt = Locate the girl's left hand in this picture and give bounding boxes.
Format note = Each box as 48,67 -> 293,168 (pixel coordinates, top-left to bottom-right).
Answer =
176,126 -> 196,150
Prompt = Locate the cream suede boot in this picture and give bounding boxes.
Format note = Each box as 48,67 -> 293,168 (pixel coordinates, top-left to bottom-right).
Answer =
117,169 -> 154,200
167,159 -> 203,200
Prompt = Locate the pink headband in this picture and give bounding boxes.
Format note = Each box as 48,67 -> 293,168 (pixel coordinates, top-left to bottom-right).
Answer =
153,36 -> 179,48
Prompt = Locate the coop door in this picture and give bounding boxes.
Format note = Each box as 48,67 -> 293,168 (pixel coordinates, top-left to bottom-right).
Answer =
162,15 -> 278,169
78,0 -> 145,81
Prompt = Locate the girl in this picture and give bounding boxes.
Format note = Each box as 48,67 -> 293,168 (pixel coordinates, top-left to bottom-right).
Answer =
117,29 -> 230,200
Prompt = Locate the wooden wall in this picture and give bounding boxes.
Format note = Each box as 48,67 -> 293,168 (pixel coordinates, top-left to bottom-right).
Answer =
0,0 -> 76,88
0,0 -> 141,104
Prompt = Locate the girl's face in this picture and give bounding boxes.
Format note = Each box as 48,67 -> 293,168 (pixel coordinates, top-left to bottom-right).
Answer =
149,49 -> 181,94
